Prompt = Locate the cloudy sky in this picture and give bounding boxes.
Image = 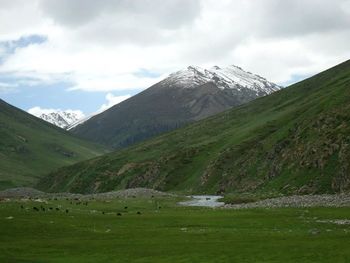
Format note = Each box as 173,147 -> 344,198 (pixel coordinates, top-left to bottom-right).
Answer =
0,0 -> 349,116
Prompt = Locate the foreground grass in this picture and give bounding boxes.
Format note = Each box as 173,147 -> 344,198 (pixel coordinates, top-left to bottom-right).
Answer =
0,197 -> 350,263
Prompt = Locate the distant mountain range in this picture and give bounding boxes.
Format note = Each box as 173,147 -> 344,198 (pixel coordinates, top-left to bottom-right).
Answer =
28,107 -> 85,129
39,60 -> 350,195
70,65 -> 281,148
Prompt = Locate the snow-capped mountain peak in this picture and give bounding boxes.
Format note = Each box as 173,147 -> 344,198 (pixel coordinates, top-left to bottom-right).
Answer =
161,64 -> 281,95
28,107 -> 85,129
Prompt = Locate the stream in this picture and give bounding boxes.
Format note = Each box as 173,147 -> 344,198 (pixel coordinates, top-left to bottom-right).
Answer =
178,195 -> 225,207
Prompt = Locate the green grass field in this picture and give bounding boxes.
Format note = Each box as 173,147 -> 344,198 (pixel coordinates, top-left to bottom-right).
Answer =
1,197 -> 350,262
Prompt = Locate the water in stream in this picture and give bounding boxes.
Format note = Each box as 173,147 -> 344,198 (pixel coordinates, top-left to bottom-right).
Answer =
178,195 -> 224,207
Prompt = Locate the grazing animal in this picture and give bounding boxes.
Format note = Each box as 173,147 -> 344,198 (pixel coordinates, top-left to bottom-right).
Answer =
20,205 -> 24,209
102,211 -> 105,215
158,206 -> 161,209
117,213 -> 122,216
41,207 -> 45,212
49,207 -> 53,210
124,206 -> 128,210
65,209 -> 69,213
33,207 -> 39,211
55,208 -> 60,211
137,211 -> 141,215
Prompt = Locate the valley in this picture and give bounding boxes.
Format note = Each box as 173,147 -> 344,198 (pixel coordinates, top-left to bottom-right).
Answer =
39,60 -> 350,195
1,1 -> 349,262
0,192 -> 349,262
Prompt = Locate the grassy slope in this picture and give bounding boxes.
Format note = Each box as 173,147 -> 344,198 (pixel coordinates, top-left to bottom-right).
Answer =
39,60 -> 350,194
0,99 -> 108,189
1,198 -> 350,262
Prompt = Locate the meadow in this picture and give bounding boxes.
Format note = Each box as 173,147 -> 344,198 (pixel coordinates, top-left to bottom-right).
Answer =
0,196 -> 350,263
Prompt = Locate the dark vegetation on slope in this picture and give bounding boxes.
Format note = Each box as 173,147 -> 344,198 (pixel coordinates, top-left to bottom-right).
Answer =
0,99 -> 108,189
71,81 -> 266,149
39,60 -> 350,195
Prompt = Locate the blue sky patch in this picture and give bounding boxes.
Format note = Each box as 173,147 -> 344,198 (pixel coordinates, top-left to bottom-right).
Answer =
0,73 -> 141,114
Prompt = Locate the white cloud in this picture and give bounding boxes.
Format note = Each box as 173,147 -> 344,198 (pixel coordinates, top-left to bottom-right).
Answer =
0,0 -> 349,92
28,106 -> 85,119
98,93 -> 131,112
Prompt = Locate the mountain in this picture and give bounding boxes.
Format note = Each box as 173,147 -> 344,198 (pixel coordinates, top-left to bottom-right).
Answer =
28,107 -> 85,129
39,60 -> 350,195
0,99 -> 109,190
71,65 -> 280,149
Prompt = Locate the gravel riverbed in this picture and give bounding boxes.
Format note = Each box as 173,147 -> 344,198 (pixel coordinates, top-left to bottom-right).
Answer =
225,194 -> 350,209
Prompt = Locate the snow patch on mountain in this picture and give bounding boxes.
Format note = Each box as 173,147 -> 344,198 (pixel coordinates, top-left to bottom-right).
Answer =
28,107 -> 85,129
161,65 -> 281,95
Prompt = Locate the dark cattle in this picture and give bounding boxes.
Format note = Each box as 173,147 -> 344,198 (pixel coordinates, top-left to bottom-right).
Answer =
20,205 -> 24,209
124,206 -> 128,210
151,195 -> 154,198
158,206 -> 161,209
41,207 -> 45,212
55,208 -> 60,211
33,207 -> 39,211
65,209 -> 69,213
117,213 -> 122,216
137,211 -> 141,215
102,211 -> 105,215
49,207 -> 53,210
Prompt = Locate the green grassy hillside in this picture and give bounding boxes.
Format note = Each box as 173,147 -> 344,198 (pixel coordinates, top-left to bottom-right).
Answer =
39,60 -> 350,195
0,99 -> 108,189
